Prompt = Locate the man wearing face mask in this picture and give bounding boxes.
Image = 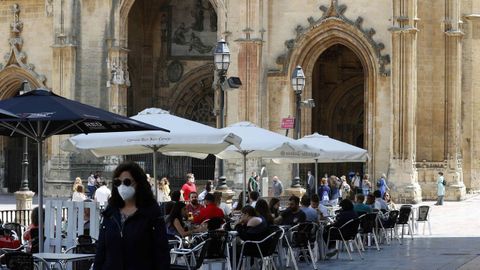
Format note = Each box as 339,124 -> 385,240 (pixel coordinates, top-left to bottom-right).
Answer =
186,192 -> 204,218
94,162 -> 170,270
181,173 -> 197,201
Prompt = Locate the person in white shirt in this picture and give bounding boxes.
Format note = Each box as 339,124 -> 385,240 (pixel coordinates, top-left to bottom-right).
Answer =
94,181 -> 111,207
214,191 -> 231,216
72,185 -> 87,202
373,190 -> 388,211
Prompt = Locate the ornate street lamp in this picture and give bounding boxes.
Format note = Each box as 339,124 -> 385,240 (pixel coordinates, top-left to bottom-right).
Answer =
291,66 -> 305,187
19,80 -> 31,191
213,39 -> 231,186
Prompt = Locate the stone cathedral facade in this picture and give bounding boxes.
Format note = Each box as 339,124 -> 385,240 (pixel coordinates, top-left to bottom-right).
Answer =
0,0 -> 478,202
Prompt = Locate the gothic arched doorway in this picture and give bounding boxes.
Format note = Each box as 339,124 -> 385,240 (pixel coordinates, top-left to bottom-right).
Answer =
310,44 -> 365,177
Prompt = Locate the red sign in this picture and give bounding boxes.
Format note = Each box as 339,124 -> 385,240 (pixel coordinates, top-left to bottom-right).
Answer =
281,117 -> 295,129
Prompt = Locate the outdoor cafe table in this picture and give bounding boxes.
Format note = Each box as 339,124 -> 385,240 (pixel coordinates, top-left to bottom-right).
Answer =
33,253 -> 95,270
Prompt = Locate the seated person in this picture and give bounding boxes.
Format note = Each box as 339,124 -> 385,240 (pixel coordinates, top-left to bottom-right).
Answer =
193,193 -> 225,225
249,191 -> 260,208
384,192 -> 397,211
166,202 -> 203,239
353,194 -> 372,214
255,199 -> 274,226
235,205 -> 269,241
310,194 -> 329,220
373,190 -> 389,211
323,199 -> 358,257
23,207 -> 42,253
300,195 -> 318,222
214,191 -> 232,217
275,195 -> 306,226
269,197 -> 281,219
186,192 -> 205,218
163,190 -> 182,216
365,194 -> 376,209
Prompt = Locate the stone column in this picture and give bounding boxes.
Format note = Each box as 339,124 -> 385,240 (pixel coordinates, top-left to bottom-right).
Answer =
47,0 -> 78,195
444,0 -> 466,200
388,0 -> 422,203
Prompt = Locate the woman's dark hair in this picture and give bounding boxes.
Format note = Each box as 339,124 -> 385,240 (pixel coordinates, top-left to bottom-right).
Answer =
339,199 -> 354,211
171,190 -> 181,202
255,199 -> 273,225
205,180 -> 213,193
31,206 -> 44,226
268,197 -> 280,218
310,194 -> 320,203
108,161 -> 156,209
234,192 -> 244,211
241,205 -> 257,217
167,202 -> 186,228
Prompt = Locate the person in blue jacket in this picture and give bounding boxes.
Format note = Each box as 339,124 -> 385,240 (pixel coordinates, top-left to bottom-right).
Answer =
94,161 -> 170,270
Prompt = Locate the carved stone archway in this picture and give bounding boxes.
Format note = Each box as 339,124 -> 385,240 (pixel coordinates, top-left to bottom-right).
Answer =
283,2 -> 388,175
170,64 -> 215,125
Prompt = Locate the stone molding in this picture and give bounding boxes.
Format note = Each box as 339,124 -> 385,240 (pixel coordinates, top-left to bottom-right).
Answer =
276,0 -> 390,76
0,4 -> 46,88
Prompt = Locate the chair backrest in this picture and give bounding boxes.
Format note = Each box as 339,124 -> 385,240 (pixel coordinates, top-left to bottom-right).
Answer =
259,227 -> 282,257
207,217 -> 225,231
339,218 -> 360,240
4,251 -> 34,270
382,210 -> 399,229
71,243 -> 96,270
417,206 -> 430,222
397,206 -> 412,224
204,230 -> 228,259
360,213 -> 377,233
290,223 -> 317,248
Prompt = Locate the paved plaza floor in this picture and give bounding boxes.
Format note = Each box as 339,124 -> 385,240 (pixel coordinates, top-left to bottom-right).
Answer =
0,193 -> 479,269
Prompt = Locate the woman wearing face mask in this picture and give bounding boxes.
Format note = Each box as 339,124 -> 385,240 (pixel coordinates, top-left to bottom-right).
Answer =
94,162 -> 170,270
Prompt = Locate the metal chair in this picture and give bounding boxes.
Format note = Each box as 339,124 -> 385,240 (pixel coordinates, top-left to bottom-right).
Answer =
359,213 -> 380,251
326,218 -> 363,260
170,239 -> 207,270
377,210 -> 400,245
64,235 -> 96,270
1,251 -> 49,270
397,205 -> 413,243
237,227 -> 283,270
288,222 -> 319,269
415,205 -> 432,235
201,230 -> 231,270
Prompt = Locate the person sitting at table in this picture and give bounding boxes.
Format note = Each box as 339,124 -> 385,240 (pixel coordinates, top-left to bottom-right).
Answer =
214,191 -> 232,217
373,190 -> 389,211
164,190 -> 182,217
353,194 -> 372,215
232,191 -> 245,214
255,199 -> 274,225
365,194 -> 376,209
193,193 -> 224,225
275,195 -> 306,226
300,195 -> 318,222
235,205 -> 269,241
186,192 -> 205,218
269,197 -> 281,219
323,199 -> 358,258
384,192 -> 397,210
166,202 -> 203,239
23,206 -> 43,253
249,191 -> 260,208
310,194 -> 329,220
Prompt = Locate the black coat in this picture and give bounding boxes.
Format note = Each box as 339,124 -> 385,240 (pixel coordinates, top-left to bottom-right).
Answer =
94,204 -> 170,270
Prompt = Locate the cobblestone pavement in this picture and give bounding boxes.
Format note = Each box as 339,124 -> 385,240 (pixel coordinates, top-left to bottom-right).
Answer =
0,193 -> 479,269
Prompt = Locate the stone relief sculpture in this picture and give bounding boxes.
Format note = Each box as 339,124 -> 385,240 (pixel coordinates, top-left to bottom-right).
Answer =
107,58 -> 131,87
170,0 -> 217,58
45,0 -> 54,17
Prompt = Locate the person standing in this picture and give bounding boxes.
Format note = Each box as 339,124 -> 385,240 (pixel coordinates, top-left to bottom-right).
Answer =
181,173 -> 197,202
376,173 -> 390,198
87,172 -> 97,199
94,181 -> 112,207
248,171 -> 259,193
435,172 -> 446,206
272,176 -> 283,197
307,171 -> 315,196
94,161 -> 170,270
352,172 -> 362,194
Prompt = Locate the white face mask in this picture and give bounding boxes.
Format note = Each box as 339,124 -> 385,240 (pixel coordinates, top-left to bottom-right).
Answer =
117,184 -> 135,201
